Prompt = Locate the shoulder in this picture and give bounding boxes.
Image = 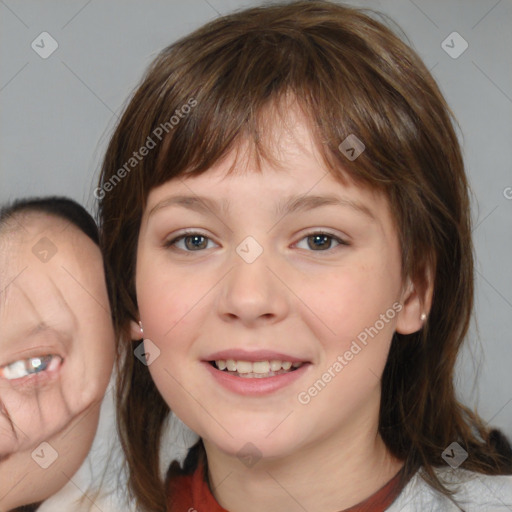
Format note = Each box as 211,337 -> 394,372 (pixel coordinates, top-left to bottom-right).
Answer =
387,467 -> 512,512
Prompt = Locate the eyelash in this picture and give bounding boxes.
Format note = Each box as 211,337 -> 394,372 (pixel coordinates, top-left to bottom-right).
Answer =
164,230 -> 349,254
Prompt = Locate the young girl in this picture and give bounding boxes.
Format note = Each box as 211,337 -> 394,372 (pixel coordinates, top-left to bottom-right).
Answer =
98,2 -> 512,511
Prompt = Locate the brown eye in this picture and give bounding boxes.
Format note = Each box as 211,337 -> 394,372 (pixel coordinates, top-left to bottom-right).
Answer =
165,232 -> 217,252
307,234 -> 334,250
295,232 -> 347,252
184,234 -> 209,250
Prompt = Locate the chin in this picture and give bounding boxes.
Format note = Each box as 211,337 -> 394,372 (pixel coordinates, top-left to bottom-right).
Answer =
199,417 -> 310,463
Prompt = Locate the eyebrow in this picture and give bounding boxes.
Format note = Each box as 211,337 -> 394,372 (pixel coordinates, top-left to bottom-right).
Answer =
148,193 -> 375,220
149,195 -> 228,218
275,194 -> 375,220
26,322 -> 59,337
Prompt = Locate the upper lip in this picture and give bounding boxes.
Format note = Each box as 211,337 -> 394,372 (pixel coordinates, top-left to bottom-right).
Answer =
204,349 -> 308,363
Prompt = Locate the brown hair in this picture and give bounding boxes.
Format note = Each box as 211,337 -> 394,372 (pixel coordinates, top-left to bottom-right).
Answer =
98,1 -> 512,510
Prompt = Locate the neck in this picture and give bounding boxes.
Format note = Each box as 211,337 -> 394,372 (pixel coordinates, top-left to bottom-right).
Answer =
204,422 -> 403,512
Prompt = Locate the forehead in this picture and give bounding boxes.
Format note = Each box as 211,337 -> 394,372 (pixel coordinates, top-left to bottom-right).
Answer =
0,212 -> 103,291
0,213 -> 107,341
146,107 -> 389,222
1,211 -> 94,253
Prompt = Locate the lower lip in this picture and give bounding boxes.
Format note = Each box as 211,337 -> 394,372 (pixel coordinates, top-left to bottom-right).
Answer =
203,362 -> 310,395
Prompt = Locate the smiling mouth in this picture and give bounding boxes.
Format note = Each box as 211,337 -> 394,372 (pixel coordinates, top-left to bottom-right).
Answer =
210,359 -> 304,378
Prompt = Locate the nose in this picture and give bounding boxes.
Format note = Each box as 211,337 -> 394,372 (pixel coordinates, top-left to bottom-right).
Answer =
217,251 -> 289,327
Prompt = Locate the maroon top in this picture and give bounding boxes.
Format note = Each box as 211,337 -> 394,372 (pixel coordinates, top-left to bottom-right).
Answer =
168,464 -> 404,512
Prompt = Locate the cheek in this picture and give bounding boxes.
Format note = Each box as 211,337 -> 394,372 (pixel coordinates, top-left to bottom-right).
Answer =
136,257 -> 218,357
299,262 -> 402,404
87,314 -> 116,374
303,262 -> 401,339
135,261 -> 219,419
137,272 -> 204,341
69,282 -> 115,360
295,266 -> 400,424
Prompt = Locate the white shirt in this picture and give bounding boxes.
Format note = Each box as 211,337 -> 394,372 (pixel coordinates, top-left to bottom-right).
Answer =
388,467 -> 512,511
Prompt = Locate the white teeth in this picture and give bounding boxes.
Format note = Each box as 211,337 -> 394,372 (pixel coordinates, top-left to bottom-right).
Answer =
214,359 -> 303,374
270,360 -> 282,371
0,354 -> 61,380
236,361 -> 253,374
252,361 -> 270,374
47,357 -> 61,371
2,360 -> 26,379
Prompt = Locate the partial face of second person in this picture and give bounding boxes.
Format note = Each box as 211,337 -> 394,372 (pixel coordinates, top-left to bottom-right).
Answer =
0,213 -> 115,509
132,106 -> 426,464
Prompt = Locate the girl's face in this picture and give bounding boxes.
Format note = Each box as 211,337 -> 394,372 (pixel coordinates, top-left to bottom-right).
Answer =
133,112 -> 424,461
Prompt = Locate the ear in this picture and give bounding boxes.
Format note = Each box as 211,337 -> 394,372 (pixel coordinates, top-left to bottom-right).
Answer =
395,266 -> 434,335
129,318 -> 143,340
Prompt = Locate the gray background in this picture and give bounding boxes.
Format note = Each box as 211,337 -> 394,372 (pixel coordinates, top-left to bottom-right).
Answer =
1,0 -> 511,440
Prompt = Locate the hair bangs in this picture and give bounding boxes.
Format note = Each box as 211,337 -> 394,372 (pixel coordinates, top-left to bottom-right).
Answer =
139,17 -> 408,195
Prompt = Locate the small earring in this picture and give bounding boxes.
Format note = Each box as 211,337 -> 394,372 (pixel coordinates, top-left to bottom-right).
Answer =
139,321 -> 144,334
420,313 -> 427,321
